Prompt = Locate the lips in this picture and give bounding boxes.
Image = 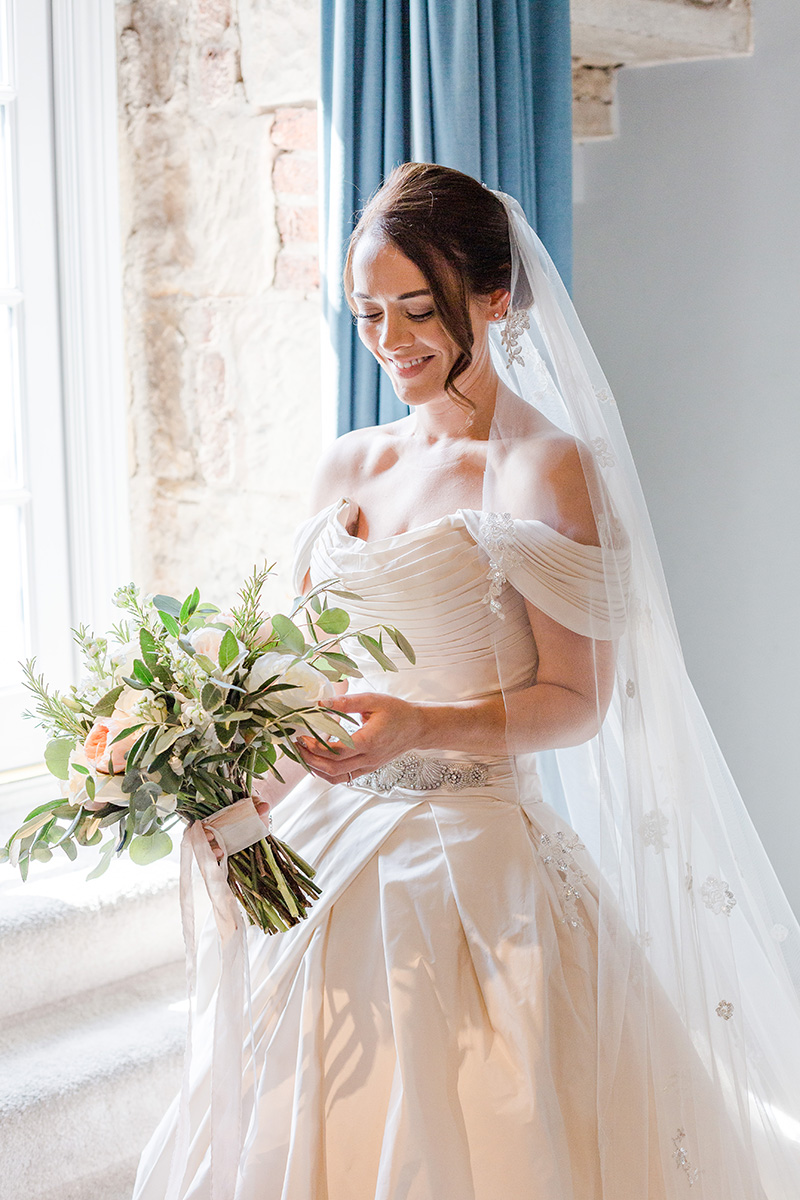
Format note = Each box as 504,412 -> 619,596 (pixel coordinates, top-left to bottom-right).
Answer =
388,355 -> 434,377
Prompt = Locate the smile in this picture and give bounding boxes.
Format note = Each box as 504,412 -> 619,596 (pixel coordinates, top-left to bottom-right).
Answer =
389,355 -> 434,375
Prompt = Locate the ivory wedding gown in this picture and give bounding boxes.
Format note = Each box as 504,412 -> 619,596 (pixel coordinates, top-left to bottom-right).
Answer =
133,497 -> 767,1200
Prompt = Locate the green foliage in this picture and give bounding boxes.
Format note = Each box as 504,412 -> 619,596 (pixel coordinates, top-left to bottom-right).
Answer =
271,614 -> 305,656
44,737 -> 76,781
315,608 -> 350,635
218,629 -> 240,671
21,660 -> 88,739
357,632 -> 398,672
92,684 -> 125,717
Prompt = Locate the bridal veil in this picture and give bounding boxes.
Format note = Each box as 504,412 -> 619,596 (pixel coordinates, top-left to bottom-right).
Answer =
485,190 -> 800,1197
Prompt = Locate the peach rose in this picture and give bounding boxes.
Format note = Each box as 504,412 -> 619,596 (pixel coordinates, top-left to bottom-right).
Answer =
83,713 -> 141,774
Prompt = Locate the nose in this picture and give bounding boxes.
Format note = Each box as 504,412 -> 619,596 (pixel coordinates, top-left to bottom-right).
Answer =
378,309 -> 414,355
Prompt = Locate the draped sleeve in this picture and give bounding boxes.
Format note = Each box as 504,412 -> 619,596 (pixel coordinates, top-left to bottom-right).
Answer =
462,510 -> 630,639
290,502 -> 339,595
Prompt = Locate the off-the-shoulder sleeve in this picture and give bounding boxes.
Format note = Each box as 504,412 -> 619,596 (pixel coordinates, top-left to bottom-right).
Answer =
290,502 -> 338,595
462,510 -> 630,639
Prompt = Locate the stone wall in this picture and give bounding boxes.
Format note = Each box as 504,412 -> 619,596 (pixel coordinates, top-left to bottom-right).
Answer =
115,0 -> 751,611
116,0 -> 322,612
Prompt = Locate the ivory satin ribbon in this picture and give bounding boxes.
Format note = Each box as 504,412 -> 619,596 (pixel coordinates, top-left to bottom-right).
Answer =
166,799 -> 269,1200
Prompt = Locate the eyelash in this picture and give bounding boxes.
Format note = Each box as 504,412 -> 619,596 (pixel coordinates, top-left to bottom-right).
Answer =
355,309 -> 435,324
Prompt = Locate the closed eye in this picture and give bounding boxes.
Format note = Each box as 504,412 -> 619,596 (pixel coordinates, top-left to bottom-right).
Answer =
355,309 -> 435,323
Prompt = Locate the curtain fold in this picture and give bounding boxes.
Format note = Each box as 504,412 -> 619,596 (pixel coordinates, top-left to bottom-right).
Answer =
321,0 -> 573,433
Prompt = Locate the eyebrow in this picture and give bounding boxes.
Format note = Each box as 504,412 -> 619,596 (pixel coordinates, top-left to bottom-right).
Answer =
352,289 -> 432,300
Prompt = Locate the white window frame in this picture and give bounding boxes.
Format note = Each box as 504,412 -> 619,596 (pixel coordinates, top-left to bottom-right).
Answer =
0,0 -> 129,807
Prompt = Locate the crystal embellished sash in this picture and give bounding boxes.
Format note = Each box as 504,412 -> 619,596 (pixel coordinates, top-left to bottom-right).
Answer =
351,751 -> 491,794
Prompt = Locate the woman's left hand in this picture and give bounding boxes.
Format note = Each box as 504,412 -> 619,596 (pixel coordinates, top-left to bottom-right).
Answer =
297,692 -> 425,785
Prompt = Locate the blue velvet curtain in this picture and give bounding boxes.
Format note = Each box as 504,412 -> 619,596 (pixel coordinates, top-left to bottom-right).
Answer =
321,0 -> 573,433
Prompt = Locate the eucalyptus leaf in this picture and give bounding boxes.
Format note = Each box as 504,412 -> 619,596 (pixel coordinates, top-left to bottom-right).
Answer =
271,614 -> 305,656
44,737 -> 75,781
302,712 -> 356,748
92,684 -> 125,718
385,625 -> 416,665
356,633 -> 398,672
316,608 -> 350,635
86,841 -> 115,880
129,831 -> 173,866
319,652 -> 362,678
153,594 -> 181,619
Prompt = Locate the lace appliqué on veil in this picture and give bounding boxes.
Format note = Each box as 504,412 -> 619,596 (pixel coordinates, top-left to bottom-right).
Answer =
538,830 -> 589,932
701,876 -> 737,916
500,309 -> 530,368
479,512 -> 522,618
672,1129 -> 701,1187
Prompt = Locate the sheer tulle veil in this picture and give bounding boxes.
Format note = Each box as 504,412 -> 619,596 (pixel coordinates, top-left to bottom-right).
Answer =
486,191 -> 800,1197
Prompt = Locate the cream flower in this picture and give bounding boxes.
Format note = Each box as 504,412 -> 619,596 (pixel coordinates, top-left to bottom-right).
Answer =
188,626 -> 225,661
247,652 -> 334,704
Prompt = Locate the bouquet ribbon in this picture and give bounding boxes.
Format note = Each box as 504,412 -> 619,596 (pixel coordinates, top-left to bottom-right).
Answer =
167,799 -> 269,1200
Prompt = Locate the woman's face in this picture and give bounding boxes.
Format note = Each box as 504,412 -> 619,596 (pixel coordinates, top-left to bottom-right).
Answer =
350,233 -> 487,408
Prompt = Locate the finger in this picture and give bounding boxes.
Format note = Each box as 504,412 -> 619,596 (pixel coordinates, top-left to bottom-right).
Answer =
324,692 -> 381,713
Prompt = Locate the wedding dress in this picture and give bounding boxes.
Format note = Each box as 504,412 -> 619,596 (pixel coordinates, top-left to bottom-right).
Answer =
134,497 -> 771,1200
134,188 -> 800,1199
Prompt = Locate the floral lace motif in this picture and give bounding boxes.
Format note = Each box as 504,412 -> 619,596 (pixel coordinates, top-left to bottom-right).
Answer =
639,809 -> 670,852
479,512 -> 522,618
672,1129 -> 701,1187
353,751 -> 489,795
701,875 -> 737,916
538,830 -> 588,932
591,436 -> 616,468
500,308 -> 531,367
716,999 -> 734,1021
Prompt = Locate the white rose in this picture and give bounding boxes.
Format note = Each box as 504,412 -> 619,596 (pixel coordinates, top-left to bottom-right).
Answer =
247,652 -> 334,705
246,651 -> 295,693
282,661 -> 336,705
188,627 -> 225,661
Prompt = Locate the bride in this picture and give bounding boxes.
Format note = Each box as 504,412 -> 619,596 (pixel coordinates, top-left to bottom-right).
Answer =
133,164 -> 800,1199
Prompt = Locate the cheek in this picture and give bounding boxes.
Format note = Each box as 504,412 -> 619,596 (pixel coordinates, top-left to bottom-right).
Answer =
355,320 -> 379,353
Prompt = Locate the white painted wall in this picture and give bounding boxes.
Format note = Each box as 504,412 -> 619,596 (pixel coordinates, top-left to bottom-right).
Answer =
573,0 -> 800,912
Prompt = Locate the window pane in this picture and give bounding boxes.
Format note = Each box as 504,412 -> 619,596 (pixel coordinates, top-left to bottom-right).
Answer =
0,105 -> 15,288
0,502 -> 29,688
0,0 -> 11,90
0,304 -> 22,488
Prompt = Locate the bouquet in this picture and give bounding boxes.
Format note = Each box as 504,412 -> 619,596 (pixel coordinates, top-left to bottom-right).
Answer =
1,568 -> 414,934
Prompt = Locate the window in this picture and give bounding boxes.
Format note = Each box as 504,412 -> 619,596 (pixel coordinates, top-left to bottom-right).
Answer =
0,0 -> 128,793
1,0 -> 73,775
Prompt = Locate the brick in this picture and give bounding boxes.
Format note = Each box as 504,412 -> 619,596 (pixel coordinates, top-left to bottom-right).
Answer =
274,250 -> 320,292
271,107 -> 317,152
273,151 -> 318,197
276,203 -> 319,244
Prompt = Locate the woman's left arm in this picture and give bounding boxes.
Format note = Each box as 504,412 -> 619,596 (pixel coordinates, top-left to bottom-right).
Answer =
298,611 -> 616,784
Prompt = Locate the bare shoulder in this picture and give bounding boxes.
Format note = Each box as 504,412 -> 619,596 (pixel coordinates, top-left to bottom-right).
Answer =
308,418 -> 410,513
503,428 -> 601,546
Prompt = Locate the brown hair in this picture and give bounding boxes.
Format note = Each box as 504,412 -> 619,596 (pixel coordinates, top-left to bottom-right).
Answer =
343,162 -> 523,412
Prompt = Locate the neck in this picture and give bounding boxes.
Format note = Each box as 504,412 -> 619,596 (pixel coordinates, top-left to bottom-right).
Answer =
410,352 -> 500,443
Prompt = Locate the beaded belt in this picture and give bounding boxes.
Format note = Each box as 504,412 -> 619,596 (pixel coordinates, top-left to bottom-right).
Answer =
350,751 -> 491,795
